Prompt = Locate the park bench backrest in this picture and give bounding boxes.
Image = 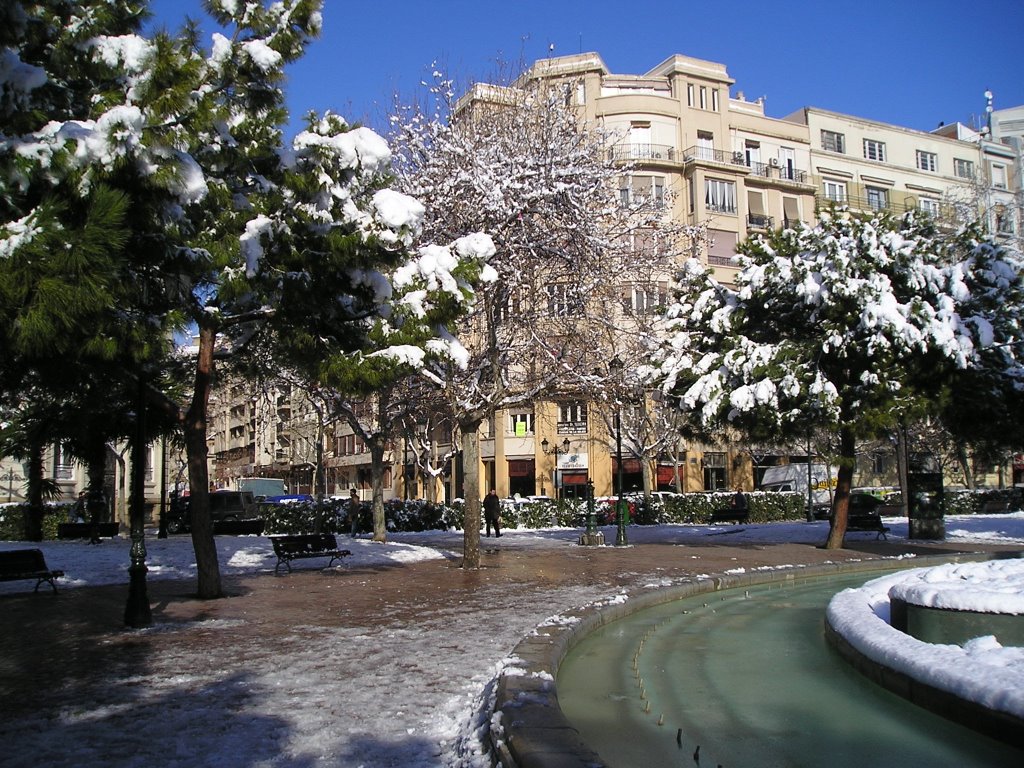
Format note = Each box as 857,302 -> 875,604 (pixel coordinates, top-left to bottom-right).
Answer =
274,534 -> 339,555
0,548 -> 48,575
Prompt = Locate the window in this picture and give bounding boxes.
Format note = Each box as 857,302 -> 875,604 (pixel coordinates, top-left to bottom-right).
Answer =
495,287 -> 523,322
863,139 -> 886,162
53,443 -> 73,480
625,283 -> 665,314
620,174 -> 664,206
711,88 -> 719,112
823,180 -> 846,202
995,208 -> 1015,235
916,150 -> 937,172
508,411 -> 534,437
545,283 -> 584,316
821,130 -> 846,154
699,86 -> 707,110
866,186 -> 889,211
686,83 -> 694,107
954,158 -> 974,179
991,163 -> 1007,189
696,130 -> 714,160
919,198 -> 940,217
558,401 -> 588,434
744,140 -> 761,167
705,179 -> 736,213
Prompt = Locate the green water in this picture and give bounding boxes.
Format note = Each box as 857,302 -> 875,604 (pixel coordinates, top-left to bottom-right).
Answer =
557,571 -> 1022,767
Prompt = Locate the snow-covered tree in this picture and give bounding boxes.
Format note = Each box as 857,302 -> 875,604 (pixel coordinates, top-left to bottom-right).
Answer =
649,208 -> 1024,548
3,1 -> 493,600
390,70 -> 691,566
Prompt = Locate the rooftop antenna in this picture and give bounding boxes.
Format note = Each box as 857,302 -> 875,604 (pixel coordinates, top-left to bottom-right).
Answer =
548,42 -> 555,56
984,88 -> 994,136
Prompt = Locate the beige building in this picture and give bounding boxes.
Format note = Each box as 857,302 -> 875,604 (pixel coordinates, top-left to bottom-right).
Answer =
200,53 -> 1021,505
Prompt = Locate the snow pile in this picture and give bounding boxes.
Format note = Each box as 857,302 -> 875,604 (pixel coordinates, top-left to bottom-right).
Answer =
889,558 -> 1024,615
827,559 -> 1024,717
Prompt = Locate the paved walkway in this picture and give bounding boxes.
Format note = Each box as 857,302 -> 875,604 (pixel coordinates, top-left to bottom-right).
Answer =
1,531 -> 1019,767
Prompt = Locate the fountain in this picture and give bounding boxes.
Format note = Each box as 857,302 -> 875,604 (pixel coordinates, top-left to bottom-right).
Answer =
490,555 -> 1024,767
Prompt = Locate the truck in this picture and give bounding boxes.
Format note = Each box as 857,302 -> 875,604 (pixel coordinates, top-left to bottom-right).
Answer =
236,477 -> 288,500
758,463 -> 837,518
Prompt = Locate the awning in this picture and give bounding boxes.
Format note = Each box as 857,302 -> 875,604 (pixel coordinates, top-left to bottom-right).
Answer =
783,196 -> 800,223
612,458 -> 642,474
561,471 -> 589,485
508,460 -> 534,477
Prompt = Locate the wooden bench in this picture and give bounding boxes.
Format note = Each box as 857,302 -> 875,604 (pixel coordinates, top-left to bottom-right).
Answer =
846,512 -> 890,540
57,522 -> 120,540
0,549 -> 64,593
710,508 -> 750,524
981,500 -> 1013,514
269,534 -> 352,574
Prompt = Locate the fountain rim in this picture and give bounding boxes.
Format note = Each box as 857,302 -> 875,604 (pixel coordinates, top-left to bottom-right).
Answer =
489,551 -> 1023,768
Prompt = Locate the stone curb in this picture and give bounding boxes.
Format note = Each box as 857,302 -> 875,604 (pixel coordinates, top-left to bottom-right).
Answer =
489,552 -> 1015,767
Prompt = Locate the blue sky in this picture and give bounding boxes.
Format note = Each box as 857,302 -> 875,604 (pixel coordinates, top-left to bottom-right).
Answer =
147,0 -> 1024,139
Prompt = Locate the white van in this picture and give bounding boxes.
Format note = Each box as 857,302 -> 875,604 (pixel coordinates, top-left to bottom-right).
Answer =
759,463 -> 836,518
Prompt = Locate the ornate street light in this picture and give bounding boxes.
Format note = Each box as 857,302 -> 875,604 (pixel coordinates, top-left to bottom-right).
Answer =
541,437 -> 571,499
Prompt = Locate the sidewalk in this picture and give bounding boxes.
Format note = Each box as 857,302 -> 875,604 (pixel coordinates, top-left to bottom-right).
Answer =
1,526 -> 1019,768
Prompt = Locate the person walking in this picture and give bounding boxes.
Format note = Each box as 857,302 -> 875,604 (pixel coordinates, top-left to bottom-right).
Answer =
483,489 -> 501,537
348,488 -> 361,537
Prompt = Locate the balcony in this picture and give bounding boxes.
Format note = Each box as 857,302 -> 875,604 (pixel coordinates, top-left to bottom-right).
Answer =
682,146 -> 748,167
745,160 -> 810,185
815,193 -> 916,216
747,213 -> 774,230
608,143 -> 677,163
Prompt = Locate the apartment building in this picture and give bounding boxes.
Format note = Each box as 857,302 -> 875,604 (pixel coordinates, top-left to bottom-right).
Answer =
201,53 -> 1020,505
783,107 -> 980,224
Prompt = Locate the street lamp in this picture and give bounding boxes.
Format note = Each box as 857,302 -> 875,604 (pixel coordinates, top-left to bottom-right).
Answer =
541,437 -> 571,499
2,467 -> 22,503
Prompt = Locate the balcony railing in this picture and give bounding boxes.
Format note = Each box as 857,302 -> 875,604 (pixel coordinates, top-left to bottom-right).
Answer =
815,193 -> 916,215
682,146 -> 747,166
746,160 -> 809,185
608,143 -> 677,163
747,213 -> 774,230
682,148 -> 811,184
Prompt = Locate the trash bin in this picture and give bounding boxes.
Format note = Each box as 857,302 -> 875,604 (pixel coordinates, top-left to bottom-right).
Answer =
907,470 -> 944,540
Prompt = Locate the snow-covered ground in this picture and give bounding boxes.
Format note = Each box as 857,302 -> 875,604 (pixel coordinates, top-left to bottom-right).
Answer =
1,514 -> 1023,767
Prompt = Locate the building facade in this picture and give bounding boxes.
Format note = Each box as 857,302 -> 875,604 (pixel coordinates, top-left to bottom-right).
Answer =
200,53 -> 1021,504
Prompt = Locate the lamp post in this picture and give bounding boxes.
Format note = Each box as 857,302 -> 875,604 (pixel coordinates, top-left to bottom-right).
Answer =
3,467 -> 22,503
614,407 -> 628,546
541,436 -> 571,499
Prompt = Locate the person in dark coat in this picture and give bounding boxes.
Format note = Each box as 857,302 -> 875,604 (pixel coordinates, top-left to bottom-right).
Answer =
731,486 -> 748,511
483,489 -> 501,537
348,488 -> 362,537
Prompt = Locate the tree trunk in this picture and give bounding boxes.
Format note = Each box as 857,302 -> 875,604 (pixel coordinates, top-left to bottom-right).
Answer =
185,325 -> 222,599
824,426 -> 856,549
124,380 -> 152,628
23,444 -> 44,542
370,441 -> 387,543
460,417 -> 482,568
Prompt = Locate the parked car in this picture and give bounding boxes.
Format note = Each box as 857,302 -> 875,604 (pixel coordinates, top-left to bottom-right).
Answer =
166,490 -> 257,533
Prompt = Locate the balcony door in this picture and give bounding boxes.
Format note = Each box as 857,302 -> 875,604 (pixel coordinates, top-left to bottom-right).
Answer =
629,123 -> 651,159
778,147 -> 795,180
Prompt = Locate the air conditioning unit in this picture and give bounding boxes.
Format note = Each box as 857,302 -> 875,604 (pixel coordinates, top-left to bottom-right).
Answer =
769,158 -> 780,167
